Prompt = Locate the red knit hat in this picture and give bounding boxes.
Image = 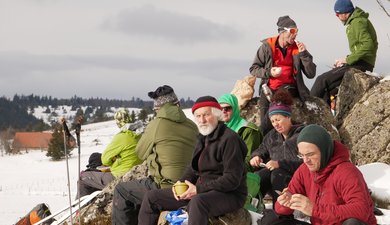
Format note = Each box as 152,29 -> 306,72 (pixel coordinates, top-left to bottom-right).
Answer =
191,96 -> 222,114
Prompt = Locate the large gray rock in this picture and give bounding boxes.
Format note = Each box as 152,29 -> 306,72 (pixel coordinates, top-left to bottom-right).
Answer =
240,96 -> 339,140
338,74 -> 390,165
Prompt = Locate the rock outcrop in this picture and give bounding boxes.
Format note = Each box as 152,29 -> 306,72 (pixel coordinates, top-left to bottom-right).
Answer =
78,69 -> 390,223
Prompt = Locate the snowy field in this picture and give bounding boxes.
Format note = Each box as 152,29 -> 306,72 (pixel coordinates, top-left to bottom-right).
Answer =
1,108 -> 390,224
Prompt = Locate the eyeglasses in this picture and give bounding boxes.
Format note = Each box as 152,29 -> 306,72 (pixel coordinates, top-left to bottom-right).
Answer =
297,152 -> 316,160
221,106 -> 232,112
283,27 -> 298,34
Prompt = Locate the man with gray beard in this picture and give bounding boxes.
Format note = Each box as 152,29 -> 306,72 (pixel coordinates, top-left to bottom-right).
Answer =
138,96 -> 248,225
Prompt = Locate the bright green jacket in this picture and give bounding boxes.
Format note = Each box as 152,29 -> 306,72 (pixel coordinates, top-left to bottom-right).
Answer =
101,129 -> 143,178
136,103 -> 198,188
345,7 -> 378,67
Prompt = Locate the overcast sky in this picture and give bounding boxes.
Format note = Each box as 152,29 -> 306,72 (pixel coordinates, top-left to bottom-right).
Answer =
1,0 -> 389,101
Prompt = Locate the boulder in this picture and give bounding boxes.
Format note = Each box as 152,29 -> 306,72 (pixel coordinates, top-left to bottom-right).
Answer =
338,72 -> 390,165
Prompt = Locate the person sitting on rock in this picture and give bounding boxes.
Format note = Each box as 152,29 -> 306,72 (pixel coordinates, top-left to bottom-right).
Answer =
78,108 -> 143,198
111,85 -> 198,225
137,96 -> 248,225
272,124 -> 376,225
218,93 -> 262,171
249,89 -> 304,206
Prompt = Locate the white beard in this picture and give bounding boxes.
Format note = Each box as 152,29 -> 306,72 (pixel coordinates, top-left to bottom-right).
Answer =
198,123 -> 217,136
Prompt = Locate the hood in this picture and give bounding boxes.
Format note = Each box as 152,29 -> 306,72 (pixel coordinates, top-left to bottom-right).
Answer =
346,7 -> 368,25
217,93 -> 246,132
155,102 -> 187,123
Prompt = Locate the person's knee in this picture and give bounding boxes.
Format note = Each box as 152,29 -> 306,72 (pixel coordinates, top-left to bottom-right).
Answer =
342,218 -> 367,225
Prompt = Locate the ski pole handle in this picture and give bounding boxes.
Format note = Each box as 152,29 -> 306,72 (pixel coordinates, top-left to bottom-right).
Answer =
75,116 -> 83,146
60,117 -> 72,139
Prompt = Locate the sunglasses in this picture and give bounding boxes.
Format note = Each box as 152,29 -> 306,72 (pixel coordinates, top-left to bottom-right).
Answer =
221,106 -> 232,112
283,27 -> 298,34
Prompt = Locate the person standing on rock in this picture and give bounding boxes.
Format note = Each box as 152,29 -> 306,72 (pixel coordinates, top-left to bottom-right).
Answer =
311,0 -> 378,105
137,96 -> 248,225
111,85 -> 198,225
249,15 -> 316,136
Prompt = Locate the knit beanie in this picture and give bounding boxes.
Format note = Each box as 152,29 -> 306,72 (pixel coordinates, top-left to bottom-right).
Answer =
334,0 -> 354,13
148,85 -> 179,109
114,108 -> 131,128
192,96 -> 222,114
86,152 -> 102,169
277,15 -> 297,33
297,124 -> 334,170
268,102 -> 292,117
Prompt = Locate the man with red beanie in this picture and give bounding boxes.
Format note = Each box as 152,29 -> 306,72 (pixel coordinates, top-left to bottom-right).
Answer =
137,96 -> 248,225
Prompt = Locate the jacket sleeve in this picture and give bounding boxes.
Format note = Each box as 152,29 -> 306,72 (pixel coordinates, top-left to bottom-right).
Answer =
312,165 -> 375,223
136,120 -> 157,160
101,132 -> 126,166
346,19 -> 376,65
298,50 -> 316,79
196,136 -> 247,193
249,42 -> 272,79
240,126 -> 262,164
251,134 -> 271,162
180,166 -> 198,184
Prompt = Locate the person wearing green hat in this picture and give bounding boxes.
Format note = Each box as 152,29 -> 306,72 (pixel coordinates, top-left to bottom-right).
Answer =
272,124 -> 376,225
218,93 -> 262,170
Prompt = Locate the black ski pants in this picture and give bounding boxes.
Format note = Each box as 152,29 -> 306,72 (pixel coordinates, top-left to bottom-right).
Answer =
111,177 -> 158,225
138,188 -> 245,225
310,61 -> 373,104
255,167 -> 292,207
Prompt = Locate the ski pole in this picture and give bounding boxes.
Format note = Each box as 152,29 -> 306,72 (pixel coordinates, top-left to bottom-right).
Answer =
75,116 -> 83,225
60,117 -> 74,225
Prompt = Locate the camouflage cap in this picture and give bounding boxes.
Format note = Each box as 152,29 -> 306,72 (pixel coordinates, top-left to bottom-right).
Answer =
114,108 -> 131,128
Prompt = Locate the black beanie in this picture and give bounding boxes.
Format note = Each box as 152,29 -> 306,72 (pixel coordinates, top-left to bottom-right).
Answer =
192,96 -> 222,114
277,15 -> 297,33
86,152 -> 102,169
297,124 -> 334,170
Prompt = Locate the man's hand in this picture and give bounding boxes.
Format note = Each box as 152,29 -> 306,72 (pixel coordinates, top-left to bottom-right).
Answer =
270,67 -> 282,77
334,58 -> 347,68
295,41 -> 306,52
277,188 -> 292,208
289,194 -> 313,216
175,180 -> 197,200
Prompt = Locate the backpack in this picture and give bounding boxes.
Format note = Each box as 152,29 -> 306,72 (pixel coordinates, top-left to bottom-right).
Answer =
15,203 -> 54,225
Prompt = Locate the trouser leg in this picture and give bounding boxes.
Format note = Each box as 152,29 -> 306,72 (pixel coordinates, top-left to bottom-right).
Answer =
187,190 -> 245,225
255,168 -> 271,200
78,171 -> 114,198
310,67 -> 350,100
342,218 -> 368,225
269,168 -> 292,205
111,177 -> 158,225
138,188 -> 187,225
259,93 -> 272,135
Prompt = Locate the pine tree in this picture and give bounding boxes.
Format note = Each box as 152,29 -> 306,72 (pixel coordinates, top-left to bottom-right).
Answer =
46,126 -> 73,161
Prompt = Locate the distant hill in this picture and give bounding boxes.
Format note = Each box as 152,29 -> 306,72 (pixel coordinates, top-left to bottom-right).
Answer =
0,94 -> 195,132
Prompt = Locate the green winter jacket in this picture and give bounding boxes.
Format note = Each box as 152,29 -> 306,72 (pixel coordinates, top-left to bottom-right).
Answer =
136,103 -> 198,188
345,7 -> 378,67
101,129 -> 143,178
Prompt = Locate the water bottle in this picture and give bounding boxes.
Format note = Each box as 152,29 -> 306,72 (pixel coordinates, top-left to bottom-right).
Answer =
262,83 -> 273,102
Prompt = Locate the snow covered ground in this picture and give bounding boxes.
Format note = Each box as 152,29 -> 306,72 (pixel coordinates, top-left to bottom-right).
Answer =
1,108 -> 390,224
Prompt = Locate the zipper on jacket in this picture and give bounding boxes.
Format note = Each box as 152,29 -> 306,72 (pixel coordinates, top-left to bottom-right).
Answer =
197,143 -> 208,184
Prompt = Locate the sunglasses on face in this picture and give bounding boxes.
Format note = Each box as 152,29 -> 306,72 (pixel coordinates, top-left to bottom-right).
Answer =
283,27 -> 298,34
221,106 -> 232,112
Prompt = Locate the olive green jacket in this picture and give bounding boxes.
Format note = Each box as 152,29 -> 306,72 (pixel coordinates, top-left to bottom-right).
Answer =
136,103 -> 198,188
